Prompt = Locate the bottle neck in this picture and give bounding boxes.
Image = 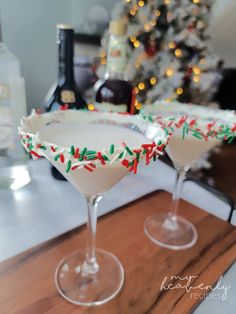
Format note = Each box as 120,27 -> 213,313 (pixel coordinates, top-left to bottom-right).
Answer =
58,31 -> 74,85
105,34 -> 127,81
104,70 -> 125,80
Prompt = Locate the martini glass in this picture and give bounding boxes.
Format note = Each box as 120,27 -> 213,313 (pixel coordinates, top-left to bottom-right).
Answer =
142,101 -> 236,250
19,109 -> 168,306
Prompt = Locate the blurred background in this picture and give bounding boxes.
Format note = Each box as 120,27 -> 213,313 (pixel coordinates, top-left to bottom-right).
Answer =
0,0 -> 236,110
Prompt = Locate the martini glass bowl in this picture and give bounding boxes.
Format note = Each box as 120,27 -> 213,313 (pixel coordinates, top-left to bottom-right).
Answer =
19,109 -> 169,306
141,101 -> 236,250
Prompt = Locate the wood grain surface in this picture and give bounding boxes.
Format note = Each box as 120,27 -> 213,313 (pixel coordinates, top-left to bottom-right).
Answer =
0,191 -> 235,314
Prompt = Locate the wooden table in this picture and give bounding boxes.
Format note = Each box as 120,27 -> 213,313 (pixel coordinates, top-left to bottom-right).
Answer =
0,191 -> 235,314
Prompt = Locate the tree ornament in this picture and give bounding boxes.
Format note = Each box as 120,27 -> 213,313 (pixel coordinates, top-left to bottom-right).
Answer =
145,35 -> 158,57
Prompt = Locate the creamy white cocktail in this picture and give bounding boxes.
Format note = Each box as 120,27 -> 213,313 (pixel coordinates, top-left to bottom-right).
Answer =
142,101 -> 236,250
166,128 -> 219,169
19,109 -> 169,306
39,123 -> 151,196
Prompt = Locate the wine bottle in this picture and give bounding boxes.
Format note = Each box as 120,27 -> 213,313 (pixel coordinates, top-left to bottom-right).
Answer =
94,19 -> 136,114
45,24 -> 87,180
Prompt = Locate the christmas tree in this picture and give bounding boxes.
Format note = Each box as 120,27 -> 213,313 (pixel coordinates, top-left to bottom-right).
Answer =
99,0 -> 221,106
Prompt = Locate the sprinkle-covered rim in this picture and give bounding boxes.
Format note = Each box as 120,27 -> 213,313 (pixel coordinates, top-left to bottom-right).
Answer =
19,109 -> 169,174
141,101 -> 236,143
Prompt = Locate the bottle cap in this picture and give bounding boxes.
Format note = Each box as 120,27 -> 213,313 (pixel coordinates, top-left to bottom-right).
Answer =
109,19 -> 127,36
56,24 -> 73,30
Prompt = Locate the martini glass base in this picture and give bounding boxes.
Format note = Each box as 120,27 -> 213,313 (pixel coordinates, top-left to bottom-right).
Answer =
55,248 -> 124,306
144,213 -> 198,250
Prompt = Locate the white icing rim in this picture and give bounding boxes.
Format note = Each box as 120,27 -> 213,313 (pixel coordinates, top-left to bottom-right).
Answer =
19,110 -> 169,173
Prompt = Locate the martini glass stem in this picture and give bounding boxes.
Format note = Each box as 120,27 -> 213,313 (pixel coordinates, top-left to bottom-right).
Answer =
83,195 -> 102,275
170,167 -> 186,218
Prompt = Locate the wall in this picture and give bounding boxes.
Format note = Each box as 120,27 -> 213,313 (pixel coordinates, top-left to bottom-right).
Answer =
210,0 -> 236,68
0,0 -> 71,111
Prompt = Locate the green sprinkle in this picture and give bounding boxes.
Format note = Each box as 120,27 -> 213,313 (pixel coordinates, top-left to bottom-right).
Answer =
66,160 -> 71,173
110,144 -> 114,154
118,152 -> 124,159
86,155 -> 96,160
136,152 -> 140,162
54,154 -> 60,161
40,145 -> 47,150
143,149 -> 147,154
86,150 -> 97,155
182,127 -> 186,140
78,157 -> 84,161
70,145 -> 75,155
102,155 -> 109,161
192,132 -> 202,139
157,140 -> 162,145
153,154 -> 157,162
124,145 -> 133,156
129,160 -> 134,167
228,136 -> 235,144
28,144 -> 33,151
80,147 -> 87,157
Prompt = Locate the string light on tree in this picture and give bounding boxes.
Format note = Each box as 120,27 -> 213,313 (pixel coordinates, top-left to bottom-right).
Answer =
138,0 -> 145,7
193,75 -> 200,82
150,19 -> 157,27
150,77 -> 157,85
175,48 -> 182,57
144,22 -> 151,32
133,40 -> 140,48
135,100 -> 142,110
164,0 -> 171,5
169,41 -> 175,49
166,67 -> 174,77
130,36 -> 137,43
134,87 -> 139,94
130,8 -> 137,16
138,82 -> 146,90
193,65 -> 201,75
154,10 -> 161,17
192,0 -> 200,4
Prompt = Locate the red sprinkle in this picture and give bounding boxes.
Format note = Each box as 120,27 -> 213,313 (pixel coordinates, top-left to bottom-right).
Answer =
189,119 -> 197,127
60,154 -> 65,163
84,165 -> 93,172
50,146 -> 56,152
30,151 -> 40,158
121,159 -> 129,168
231,124 -> 236,132
129,158 -> 138,174
74,148 -> 80,158
97,152 -> 105,165
71,165 -> 79,171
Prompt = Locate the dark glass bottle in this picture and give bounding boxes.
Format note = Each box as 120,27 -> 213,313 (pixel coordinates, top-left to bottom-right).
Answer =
94,19 -> 136,114
45,24 -> 87,180
45,24 -> 87,112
